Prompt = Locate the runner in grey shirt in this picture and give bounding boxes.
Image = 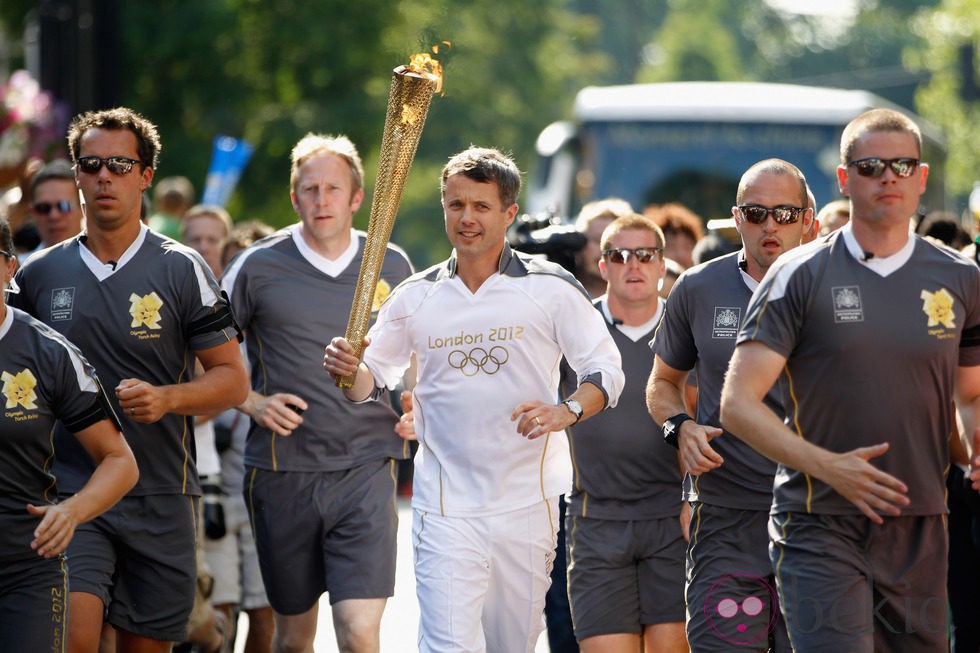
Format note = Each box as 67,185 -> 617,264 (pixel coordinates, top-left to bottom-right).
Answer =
222,134 -> 413,653
722,109 -> 980,652
565,214 -> 687,650
648,159 -> 812,652
10,107 -> 248,652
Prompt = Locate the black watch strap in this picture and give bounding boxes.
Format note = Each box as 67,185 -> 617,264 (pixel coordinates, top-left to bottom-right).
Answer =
663,412 -> 693,449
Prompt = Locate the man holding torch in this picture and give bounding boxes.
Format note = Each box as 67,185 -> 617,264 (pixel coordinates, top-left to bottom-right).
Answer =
222,134 -> 414,653
324,146 -> 624,652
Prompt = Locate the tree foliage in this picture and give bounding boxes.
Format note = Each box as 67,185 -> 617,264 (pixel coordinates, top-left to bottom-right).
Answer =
115,0 -> 609,267
3,0 -> 976,260
908,0 -> 980,196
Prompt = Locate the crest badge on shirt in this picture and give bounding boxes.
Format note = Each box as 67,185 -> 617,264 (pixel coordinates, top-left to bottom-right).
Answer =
832,286 -> 863,323
50,287 -> 75,321
712,307 -> 741,339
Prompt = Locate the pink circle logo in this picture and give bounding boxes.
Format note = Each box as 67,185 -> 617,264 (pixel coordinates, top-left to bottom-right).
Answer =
704,572 -> 779,646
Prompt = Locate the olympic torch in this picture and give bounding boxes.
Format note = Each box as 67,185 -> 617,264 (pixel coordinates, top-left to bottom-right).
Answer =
336,52 -> 443,388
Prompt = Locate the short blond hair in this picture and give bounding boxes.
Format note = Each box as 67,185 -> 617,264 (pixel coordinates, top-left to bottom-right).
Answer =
600,213 -> 665,251
289,134 -> 364,196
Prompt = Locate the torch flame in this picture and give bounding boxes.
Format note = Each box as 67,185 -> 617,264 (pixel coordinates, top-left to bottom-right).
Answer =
406,41 -> 449,94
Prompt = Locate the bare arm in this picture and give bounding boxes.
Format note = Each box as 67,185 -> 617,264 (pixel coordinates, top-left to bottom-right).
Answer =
954,364 -> 980,489
323,336 -> 379,403
646,355 -> 724,475
28,419 -> 138,558
238,389 -> 307,437
116,339 -> 249,422
720,341 -> 908,523
511,381 -> 607,440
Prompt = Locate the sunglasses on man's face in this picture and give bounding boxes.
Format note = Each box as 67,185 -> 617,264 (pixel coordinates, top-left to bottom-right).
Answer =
32,200 -> 76,215
602,247 -> 663,265
736,205 -> 805,225
75,156 -> 142,176
846,157 -> 920,179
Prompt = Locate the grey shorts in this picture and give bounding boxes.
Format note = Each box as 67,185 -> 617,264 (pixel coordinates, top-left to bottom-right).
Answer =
771,512 -> 948,653
246,459 -> 398,615
0,553 -> 68,651
566,514 -> 686,639
67,494 -> 197,642
686,502 -> 790,652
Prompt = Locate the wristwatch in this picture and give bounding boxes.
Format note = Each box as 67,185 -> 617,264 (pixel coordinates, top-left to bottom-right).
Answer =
663,413 -> 693,449
562,399 -> 584,424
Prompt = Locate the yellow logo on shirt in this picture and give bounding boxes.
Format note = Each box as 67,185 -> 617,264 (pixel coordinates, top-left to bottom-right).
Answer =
920,288 -> 955,329
372,279 -> 392,313
129,291 -> 164,329
2,368 -> 38,410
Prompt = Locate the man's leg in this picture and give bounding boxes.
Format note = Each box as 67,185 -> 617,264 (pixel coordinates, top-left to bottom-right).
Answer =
643,623 -> 688,652
243,606 -> 275,653
414,509 -> 491,652
332,598 -> 387,653
68,592 -> 105,653
483,497 -> 558,653
579,633 -> 640,652
272,604 -> 318,653
114,630 -> 174,653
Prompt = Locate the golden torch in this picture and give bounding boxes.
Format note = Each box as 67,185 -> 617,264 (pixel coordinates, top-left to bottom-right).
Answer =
336,51 -> 443,388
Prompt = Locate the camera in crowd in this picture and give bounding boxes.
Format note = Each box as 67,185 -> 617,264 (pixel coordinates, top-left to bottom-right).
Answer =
507,211 -> 586,274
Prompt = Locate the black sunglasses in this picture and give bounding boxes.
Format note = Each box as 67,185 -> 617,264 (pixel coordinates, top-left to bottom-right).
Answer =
736,205 -> 805,225
847,157 -> 920,179
32,200 -> 76,215
602,247 -> 663,264
0,249 -> 13,259
76,156 -> 142,175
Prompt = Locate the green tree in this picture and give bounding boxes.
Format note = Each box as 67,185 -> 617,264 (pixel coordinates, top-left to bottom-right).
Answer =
116,0 -> 608,267
908,0 -> 980,197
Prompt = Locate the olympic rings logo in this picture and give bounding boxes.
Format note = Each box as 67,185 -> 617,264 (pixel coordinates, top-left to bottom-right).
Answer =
447,346 -> 510,376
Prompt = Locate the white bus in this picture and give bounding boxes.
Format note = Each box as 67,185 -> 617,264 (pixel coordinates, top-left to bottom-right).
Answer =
527,81 -> 948,224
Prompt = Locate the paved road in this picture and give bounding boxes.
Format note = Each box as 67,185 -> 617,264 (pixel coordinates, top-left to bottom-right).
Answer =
233,499 -> 552,652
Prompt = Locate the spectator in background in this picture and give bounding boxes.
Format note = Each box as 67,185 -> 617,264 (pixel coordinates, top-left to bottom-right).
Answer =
574,198 -> 633,298
21,160 -> 84,263
691,230 -> 739,266
177,202 -> 237,653
816,198 -> 850,236
149,175 -> 194,240
660,257 -> 685,299
222,220 -> 275,269
210,218 -> 277,653
3,157 -> 44,237
644,202 -> 704,269
181,204 -> 233,277
801,187 -> 818,244
916,210 -> 971,250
